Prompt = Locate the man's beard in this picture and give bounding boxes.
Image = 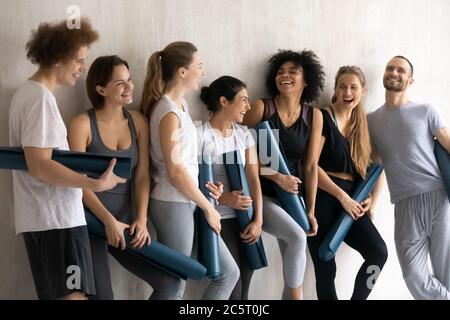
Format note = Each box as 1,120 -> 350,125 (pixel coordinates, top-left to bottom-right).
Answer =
383,77 -> 406,92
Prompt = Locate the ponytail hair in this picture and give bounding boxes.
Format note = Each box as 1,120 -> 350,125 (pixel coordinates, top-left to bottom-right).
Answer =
140,42 -> 197,118
333,66 -> 371,178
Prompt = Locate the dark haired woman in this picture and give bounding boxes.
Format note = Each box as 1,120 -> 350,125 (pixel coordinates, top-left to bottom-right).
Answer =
69,55 -> 174,299
308,66 -> 387,300
197,76 -> 262,300
140,42 -> 239,300
244,49 -> 324,299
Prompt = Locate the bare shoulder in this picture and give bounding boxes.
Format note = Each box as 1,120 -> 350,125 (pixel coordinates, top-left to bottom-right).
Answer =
243,99 -> 265,128
129,109 -> 149,130
69,112 -> 90,132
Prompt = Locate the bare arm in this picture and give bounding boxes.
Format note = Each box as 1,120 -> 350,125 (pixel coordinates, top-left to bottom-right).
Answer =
160,112 -> 221,234
302,107 -> 323,235
435,127 -> 450,153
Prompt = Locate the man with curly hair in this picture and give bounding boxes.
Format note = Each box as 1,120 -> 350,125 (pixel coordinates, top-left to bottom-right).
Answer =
244,49 -> 325,299
9,17 -> 125,300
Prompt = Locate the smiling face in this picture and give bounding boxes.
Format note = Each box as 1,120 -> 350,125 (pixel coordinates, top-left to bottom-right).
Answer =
98,64 -> 134,107
222,88 -> 250,123
334,73 -> 365,110
182,51 -> 204,92
275,61 -> 306,96
55,45 -> 88,86
383,57 -> 413,92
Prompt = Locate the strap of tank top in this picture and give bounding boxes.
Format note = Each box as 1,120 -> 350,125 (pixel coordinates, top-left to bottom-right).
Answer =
262,98 -> 276,121
86,108 -> 100,145
329,106 -> 338,127
122,108 -> 138,143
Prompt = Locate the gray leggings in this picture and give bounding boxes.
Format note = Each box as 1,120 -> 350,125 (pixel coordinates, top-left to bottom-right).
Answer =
394,189 -> 450,300
149,198 -> 240,300
263,196 -> 307,293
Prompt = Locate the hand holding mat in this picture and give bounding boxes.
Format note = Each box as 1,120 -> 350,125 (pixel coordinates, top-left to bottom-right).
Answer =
318,164 -> 384,261
223,150 -> 268,270
0,147 -> 132,179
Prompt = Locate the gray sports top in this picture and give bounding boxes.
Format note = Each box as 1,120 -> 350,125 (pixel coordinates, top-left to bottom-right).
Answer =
86,108 -> 139,224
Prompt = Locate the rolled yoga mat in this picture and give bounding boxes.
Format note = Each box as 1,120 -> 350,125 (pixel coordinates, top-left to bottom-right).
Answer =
85,208 -> 207,280
255,121 -> 311,232
0,147 -> 132,179
196,154 -> 221,278
318,163 -> 384,261
223,150 -> 268,270
434,139 -> 450,201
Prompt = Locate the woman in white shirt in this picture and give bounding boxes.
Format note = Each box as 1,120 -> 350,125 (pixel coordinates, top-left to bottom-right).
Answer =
197,76 -> 263,300
140,42 -> 239,300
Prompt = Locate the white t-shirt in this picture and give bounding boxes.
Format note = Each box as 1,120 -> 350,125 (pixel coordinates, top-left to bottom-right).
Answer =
9,80 -> 85,234
197,121 -> 255,219
149,95 -> 199,203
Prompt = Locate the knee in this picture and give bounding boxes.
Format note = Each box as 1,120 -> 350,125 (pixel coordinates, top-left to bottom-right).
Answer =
288,227 -> 307,251
366,241 -> 388,269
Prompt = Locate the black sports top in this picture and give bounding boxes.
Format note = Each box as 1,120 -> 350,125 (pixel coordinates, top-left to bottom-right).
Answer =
260,98 -> 312,197
319,107 -> 357,177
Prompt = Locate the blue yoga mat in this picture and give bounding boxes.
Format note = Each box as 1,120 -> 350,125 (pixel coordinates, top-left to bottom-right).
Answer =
85,208 -> 207,280
255,121 -> 311,232
434,140 -> 450,201
0,147 -> 132,179
223,150 -> 268,270
318,164 -> 384,261
197,155 -> 221,278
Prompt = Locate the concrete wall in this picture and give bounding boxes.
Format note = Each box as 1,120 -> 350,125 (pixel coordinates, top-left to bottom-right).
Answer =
1,0 -> 449,299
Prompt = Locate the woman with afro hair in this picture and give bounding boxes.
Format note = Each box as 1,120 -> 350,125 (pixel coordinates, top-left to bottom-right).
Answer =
244,49 -> 325,299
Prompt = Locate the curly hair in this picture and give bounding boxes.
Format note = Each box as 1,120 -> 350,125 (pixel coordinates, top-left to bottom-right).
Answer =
26,17 -> 99,67
265,49 -> 325,103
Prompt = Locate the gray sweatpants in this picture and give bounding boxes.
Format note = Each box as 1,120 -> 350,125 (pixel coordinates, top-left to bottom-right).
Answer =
149,198 -> 239,300
394,189 -> 450,300
263,196 -> 307,294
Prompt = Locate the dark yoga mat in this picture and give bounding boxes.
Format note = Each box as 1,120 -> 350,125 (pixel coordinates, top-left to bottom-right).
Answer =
255,121 -> 310,232
0,147 -> 132,178
434,140 -> 450,202
223,150 -> 268,270
85,208 -> 207,280
318,164 -> 384,261
196,154 -> 221,278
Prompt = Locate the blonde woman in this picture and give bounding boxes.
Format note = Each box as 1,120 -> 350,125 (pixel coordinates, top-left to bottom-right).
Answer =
307,66 -> 388,300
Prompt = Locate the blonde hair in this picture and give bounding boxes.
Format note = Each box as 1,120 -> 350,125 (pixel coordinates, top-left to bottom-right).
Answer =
140,41 -> 197,118
333,66 -> 371,178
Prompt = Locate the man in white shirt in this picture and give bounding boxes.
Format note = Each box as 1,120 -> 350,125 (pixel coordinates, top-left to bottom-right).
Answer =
9,18 -> 125,300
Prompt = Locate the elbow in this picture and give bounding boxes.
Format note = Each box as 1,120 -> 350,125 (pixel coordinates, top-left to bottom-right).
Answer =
27,162 -> 45,181
304,161 -> 318,176
167,166 -> 184,186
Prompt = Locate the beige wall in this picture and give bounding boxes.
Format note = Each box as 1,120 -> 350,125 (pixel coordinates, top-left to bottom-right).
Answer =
1,0 -> 449,299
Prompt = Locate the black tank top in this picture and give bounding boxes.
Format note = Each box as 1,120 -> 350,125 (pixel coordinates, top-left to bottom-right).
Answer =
319,108 -> 358,178
86,108 -> 139,224
260,98 -> 313,197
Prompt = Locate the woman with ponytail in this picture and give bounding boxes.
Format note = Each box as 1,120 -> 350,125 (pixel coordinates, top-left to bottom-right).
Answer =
307,66 -> 388,300
140,42 -> 239,300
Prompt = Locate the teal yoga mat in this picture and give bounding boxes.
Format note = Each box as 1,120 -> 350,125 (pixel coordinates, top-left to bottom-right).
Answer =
197,155 -> 221,278
318,164 -> 384,261
0,147 -> 132,178
434,140 -> 450,201
255,121 -> 311,232
85,208 -> 207,280
223,150 -> 268,270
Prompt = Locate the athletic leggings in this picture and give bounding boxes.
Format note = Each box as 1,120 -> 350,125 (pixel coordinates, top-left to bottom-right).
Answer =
307,176 -> 388,300
263,196 -> 307,296
221,218 -> 254,300
149,198 -> 240,300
